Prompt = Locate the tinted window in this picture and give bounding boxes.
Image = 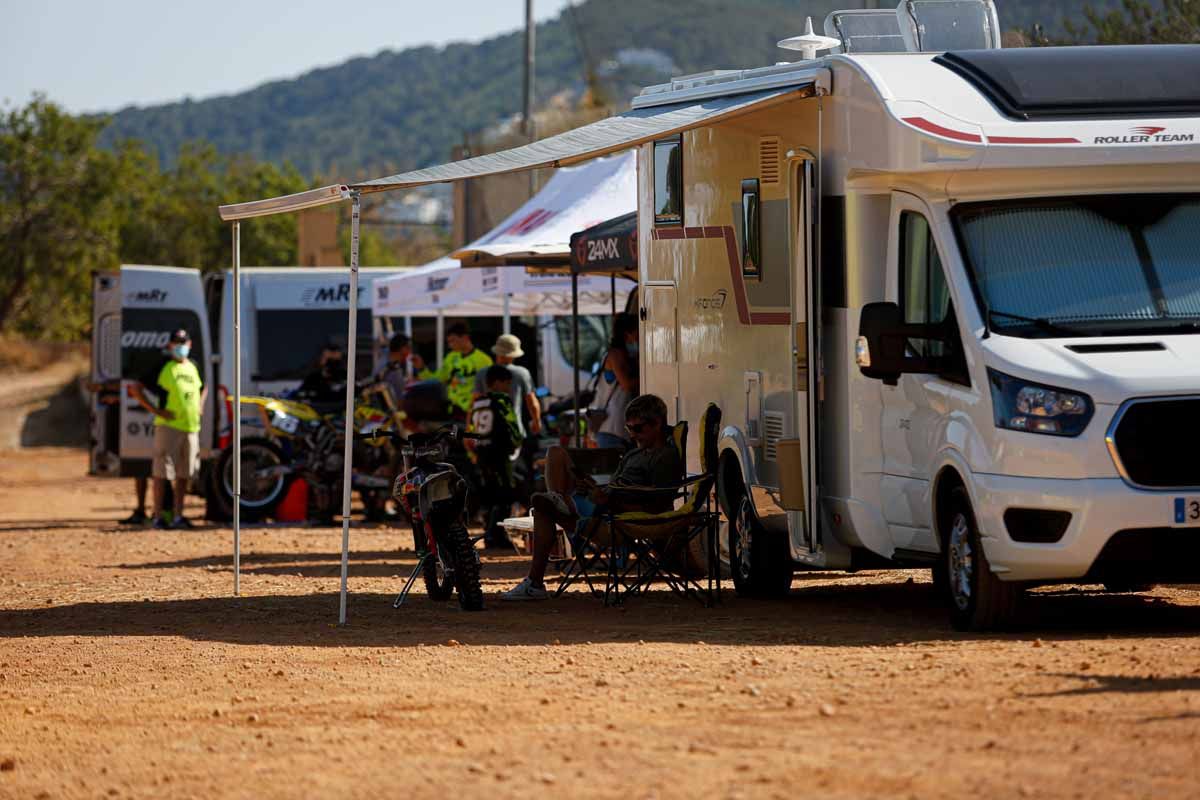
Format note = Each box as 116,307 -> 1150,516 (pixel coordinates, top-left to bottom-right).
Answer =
741,178 -> 762,278
121,308 -> 206,386
654,138 -> 683,226
256,310 -> 373,382
555,315 -> 610,371
900,211 -> 950,357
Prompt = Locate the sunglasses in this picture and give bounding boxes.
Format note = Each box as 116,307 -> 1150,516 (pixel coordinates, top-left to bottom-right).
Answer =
625,420 -> 652,434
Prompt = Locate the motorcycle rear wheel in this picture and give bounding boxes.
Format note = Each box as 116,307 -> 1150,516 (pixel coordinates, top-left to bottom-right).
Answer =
416,528 -> 454,601
445,520 -> 484,611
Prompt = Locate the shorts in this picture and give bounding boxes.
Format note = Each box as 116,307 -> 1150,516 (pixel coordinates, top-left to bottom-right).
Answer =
152,426 -> 199,482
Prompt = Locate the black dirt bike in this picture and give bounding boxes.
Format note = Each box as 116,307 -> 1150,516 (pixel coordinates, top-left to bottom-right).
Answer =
362,426 -> 484,611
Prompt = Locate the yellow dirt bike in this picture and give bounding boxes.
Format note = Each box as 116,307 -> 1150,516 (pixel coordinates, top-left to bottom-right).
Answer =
213,393 -> 399,522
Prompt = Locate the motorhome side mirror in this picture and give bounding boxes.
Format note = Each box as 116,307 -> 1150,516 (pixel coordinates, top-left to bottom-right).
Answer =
856,302 -> 947,384
857,302 -> 906,384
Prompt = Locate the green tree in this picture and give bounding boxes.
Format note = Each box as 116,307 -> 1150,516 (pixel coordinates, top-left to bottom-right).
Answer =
0,97 -> 127,338
118,143 -> 309,271
1064,0 -> 1200,43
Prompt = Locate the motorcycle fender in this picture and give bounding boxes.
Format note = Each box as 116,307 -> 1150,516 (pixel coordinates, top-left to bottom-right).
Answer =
418,471 -> 461,519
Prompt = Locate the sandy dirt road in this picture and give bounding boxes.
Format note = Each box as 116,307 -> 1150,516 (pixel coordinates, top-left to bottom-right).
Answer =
1,449 -> 1198,799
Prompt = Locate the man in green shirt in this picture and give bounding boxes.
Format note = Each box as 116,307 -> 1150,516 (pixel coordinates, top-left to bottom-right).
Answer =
132,329 -> 206,530
420,321 -> 492,417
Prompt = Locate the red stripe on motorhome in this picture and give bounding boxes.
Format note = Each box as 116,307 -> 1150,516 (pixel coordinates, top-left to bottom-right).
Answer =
902,116 -> 983,143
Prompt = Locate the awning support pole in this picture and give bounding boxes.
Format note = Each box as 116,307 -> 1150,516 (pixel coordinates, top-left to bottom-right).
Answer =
503,294 -> 512,334
436,312 -> 445,366
232,220 -> 241,597
572,272 -> 581,448
338,191 -> 361,626
610,274 -> 617,316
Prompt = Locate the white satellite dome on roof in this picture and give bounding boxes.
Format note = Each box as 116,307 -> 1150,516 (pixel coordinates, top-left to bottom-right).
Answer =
777,17 -> 841,61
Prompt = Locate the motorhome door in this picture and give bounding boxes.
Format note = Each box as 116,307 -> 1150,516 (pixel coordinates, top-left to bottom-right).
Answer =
89,272 -> 123,476
641,283 -> 680,422
788,158 -> 820,554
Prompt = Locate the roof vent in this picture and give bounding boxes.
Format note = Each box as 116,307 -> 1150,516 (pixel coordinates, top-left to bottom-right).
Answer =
759,137 -> 781,186
778,17 -> 841,61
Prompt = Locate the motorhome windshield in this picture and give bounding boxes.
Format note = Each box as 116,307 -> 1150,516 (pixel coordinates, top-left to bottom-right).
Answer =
954,194 -> 1200,338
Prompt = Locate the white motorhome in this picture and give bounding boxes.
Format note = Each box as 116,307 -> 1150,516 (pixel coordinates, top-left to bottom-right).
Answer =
629,7 -> 1200,629
220,0 -> 1200,629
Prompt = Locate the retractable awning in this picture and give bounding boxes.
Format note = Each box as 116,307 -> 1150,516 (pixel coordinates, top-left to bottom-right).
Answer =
350,84 -> 814,193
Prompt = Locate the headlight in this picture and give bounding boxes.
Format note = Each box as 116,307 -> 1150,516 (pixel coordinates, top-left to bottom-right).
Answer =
987,369 -> 1093,437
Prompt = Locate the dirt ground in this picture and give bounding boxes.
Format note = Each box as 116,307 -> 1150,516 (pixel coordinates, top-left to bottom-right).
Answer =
1,448 -> 1198,800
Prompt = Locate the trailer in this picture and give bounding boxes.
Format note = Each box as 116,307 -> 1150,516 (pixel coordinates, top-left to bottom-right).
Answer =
221,0 -> 1200,629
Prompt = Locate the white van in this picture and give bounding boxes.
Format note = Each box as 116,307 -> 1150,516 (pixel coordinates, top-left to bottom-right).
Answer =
89,266 -> 216,478
339,1 -> 1200,629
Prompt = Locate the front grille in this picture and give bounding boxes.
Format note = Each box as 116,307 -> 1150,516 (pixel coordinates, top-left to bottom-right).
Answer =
1109,397 -> 1200,489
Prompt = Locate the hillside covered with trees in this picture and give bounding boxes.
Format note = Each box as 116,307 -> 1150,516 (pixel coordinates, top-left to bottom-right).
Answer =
98,0 -> 1142,178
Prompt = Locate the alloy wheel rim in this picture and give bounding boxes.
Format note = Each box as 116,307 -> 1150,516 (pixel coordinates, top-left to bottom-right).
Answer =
948,513 -> 973,611
735,496 -> 754,581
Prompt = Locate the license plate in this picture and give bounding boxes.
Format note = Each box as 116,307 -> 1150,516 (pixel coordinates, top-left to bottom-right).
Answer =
1174,497 -> 1200,526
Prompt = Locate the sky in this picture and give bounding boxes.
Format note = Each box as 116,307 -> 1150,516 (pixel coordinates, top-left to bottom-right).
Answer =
1,0 -> 575,113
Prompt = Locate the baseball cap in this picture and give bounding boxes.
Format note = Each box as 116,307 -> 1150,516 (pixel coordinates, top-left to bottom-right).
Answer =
169,329 -> 190,343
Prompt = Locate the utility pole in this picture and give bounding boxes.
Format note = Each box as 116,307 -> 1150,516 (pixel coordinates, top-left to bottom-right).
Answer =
523,0 -> 535,139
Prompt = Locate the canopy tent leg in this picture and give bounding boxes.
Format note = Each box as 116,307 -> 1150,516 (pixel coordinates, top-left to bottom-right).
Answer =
436,312 -> 445,366
404,316 -> 412,337
503,294 -> 512,334
611,274 -> 617,317
232,221 -> 241,597
572,273 -> 581,448
338,191 -> 361,626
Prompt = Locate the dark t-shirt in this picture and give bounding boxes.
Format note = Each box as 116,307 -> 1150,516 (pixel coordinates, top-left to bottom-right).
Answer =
473,364 -> 534,436
610,442 -> 683,512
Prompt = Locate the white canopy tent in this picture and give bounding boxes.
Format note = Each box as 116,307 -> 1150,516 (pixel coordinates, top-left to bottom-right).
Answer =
216,79 -> 819,623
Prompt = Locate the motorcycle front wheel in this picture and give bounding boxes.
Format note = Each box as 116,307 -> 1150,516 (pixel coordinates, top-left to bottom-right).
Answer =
415,527 -> 454,601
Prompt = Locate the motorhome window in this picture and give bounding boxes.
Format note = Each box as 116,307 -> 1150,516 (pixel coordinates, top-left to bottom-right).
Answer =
653,138 -> 682,226
255,309 -> 373,382
121,308 -> 205,384
555,315 -> 610,372
899,212 -> 951,357
953,194 -> 1200,338
741,179 -> 762,279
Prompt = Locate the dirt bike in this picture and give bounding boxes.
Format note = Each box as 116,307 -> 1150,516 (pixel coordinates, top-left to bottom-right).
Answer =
213,394 -> 397,522
362,426 -> 484,611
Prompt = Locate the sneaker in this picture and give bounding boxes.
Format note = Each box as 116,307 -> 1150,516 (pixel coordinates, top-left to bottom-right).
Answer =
499,577 -> 549,601
119,509 -> 148,526
151,516 -> 169,530
531,491 -> 574,523
170,515 -> 195,530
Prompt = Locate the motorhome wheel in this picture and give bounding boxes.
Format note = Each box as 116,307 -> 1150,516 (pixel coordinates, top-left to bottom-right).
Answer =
728,494 -> 793,598
943,488 -> 1021,632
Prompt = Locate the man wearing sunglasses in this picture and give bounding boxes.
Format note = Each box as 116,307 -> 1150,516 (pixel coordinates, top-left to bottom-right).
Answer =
502,394 -> 681,601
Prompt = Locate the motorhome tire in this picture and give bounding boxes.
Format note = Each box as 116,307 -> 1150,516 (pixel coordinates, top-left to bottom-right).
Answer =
943,488 -> 1021,632
214,438 -> 289,522
417,528 -> 455,601
445,520 -> 484,611
729,493 -> 793,598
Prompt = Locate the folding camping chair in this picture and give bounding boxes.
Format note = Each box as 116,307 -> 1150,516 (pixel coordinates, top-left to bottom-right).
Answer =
553,423 -> 687,602
559,405 -> 723,607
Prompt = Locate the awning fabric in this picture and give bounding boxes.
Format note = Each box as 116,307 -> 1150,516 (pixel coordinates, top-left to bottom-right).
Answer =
373,262 -> 632,318
570,211 -> 637,275
351,86 -> 810,193
452,152 -> 635,268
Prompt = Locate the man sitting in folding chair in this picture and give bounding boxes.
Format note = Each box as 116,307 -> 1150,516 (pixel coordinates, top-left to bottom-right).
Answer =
500,394 -> 681,601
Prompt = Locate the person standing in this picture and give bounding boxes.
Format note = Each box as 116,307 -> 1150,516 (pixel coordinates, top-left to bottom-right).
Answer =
377,333 -> 426,405
421,322 -> 492,417
131,329 -> 206,530
593,313 -> 639,450
472,333 -> 541,437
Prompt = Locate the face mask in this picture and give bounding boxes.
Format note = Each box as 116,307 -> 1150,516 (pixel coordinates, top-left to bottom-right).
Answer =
172,344 -> 190,359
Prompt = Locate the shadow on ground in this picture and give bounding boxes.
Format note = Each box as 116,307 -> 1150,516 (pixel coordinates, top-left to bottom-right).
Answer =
2,574 -> 1198,650
20,381 -> 89,447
